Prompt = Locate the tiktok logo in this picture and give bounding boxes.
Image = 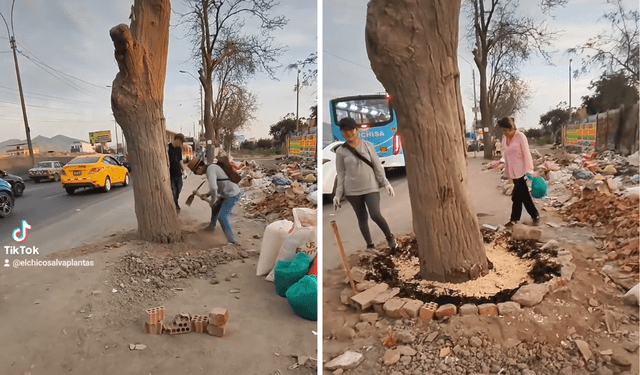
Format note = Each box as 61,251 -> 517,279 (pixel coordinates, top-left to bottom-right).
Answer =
12,220 -> 31,243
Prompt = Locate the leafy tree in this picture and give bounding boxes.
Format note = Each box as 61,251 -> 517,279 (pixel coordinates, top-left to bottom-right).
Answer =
524,127 -> 544,139
269,116 -> 297,145
569,0 -> 639,86
539,103 -> 569,140
240,140 -> 255,150
256,138 -> 273,149
581,72 -> 639,115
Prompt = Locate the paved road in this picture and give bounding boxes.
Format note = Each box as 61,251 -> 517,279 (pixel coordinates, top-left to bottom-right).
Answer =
322,155 -> 513,270
0,179 -> 135,256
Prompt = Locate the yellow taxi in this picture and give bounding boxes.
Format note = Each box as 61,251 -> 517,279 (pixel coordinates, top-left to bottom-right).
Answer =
61,154 -> 130,195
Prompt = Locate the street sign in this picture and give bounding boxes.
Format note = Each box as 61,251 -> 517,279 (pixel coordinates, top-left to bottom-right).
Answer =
89,130 -> 112,145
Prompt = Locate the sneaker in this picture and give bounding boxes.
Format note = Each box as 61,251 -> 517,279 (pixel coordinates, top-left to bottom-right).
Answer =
532,217 -> 540,226
366,243 -> 375,250
504,221 -> 517,228
203,225 -> 215,232
386,235 -> 397,249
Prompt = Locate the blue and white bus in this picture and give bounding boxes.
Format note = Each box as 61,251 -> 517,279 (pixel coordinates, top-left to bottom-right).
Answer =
329,94 -> 405,168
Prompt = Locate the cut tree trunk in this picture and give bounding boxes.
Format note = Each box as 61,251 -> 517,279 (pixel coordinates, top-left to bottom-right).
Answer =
366,0 -> 488,283
110,0 -> 182,243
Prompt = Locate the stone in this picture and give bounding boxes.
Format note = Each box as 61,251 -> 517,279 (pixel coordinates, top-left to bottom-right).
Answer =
336,327 -> 356,342
439,347 -> 451,358
575,339 -> 592,361
477,303 -> 498,316
596,367 -> 614,375
348,267 -> 367,283
371,287 -> 400,305
425,332 -> 439,342
512,224 -> 542,241
497,301 -> 521,316
399,355 -> 412,366
395,330 -> 416,344
354,322 -> 370,332
623,340 -> 639,353
402,299 -> 423,318
340,287 -> 355,305
603,310 -> 618,333
561,263 -> 577,280
350,283 -> 389,311
522,370 -> 536,375
607,251 -> 618,261
469,337 -> 483,348
623,283 -> 639,306
541,240 -> 560,251
325,351 -> 364,371
559,365 -> 573,375
356,280 -> 378,292
556,250 -> 573,264
397,345 -> 417,356
588,298 -> 599,307
435,303 -> 457,319
383,298 -> 407,318
384,349 -> 401,365
611,353 -> 632,368
511,283 -> 549,307
360,313 -> 379,323
459,304 -> 478,316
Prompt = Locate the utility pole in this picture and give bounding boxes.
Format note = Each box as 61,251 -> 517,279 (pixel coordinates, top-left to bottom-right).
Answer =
472,69 -> 479,157
114,120 -> 118,153
1,1 -> 35,166
295,68 -> 300,132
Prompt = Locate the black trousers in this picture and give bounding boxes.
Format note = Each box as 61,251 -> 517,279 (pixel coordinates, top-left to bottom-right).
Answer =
511,177 -> 539,222
345,192 -> 392,246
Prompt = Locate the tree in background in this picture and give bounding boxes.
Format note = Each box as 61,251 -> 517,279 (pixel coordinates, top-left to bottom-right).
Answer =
220,86 -> 257,154
179,0 -> 286,162
269,115 -> 296,146
539,102 -> 570,141
491,77 -> 532,137
286,52 -> 317,131
569,0 -> 639,86
256,138 -> 273,149
581,72 -> 639,115
465,0 -> 559,158
110,0 -> 182,243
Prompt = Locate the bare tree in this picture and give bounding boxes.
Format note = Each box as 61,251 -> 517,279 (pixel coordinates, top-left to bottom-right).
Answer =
466,0 -> 557,158
220,86 -> 258,154
569,0 -> 639,86
110,0 -> 182,243
491,77 -> 531,136
286,52 -> 317,132
179,0 -> 287,162
366,0 -> 489,283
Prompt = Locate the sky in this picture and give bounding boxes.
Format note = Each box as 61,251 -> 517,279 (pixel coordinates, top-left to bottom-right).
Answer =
0,0 -> 317,144
322,0 -> 638,140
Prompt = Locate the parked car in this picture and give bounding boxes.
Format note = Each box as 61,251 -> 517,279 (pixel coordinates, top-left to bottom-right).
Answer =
0,170 -> 25,197
113,155 -> 131,171
61,154 -> 130,195
322,141 -> 343,197
0,178 -> 14,218
28,161 -> 64,183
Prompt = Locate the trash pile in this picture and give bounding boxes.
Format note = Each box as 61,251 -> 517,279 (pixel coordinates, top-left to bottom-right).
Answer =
256,207 -> 318,320
236,159 -> 318,221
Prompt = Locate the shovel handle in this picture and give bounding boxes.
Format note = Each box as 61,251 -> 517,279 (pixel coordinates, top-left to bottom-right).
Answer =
330,220 -> 358,293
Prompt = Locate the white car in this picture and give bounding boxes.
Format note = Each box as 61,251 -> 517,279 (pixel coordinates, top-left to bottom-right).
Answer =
322,141 -> 343,196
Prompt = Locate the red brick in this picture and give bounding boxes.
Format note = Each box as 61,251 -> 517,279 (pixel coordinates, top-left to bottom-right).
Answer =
207,323 -> 226,337
163,322 -> 191,335
435,303 -> 457,319
191,314 -> 210,333
478,303 -> 498,317
209,308 -> 230,327
145,306 -> 165,325
144,322 -> 163,335
419,302 -> 438,322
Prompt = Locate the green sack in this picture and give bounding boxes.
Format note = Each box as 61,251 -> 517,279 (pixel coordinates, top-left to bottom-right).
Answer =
274,252 -> 310,297
285,275 -> 317,320
526,173 -> 547,199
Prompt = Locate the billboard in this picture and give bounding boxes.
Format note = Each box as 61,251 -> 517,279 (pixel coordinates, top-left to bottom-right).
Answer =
565,122 -> 596,148
89,130 -> 112,145
288,134 -> 317,158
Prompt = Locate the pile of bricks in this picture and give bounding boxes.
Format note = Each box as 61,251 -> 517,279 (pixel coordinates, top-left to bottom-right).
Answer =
144,306 -> 229,337
245,192 -> 316,221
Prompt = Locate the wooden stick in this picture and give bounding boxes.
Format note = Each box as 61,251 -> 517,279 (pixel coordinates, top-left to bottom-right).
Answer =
330,220 -> 358,293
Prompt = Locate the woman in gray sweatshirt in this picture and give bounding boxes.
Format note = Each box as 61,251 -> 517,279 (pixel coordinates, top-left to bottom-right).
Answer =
333,117 -> 397,249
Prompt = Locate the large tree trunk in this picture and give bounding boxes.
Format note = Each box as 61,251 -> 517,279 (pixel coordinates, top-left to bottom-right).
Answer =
110,0 -> 183,243
479,59 -> 493,159
366,0 -> 488,283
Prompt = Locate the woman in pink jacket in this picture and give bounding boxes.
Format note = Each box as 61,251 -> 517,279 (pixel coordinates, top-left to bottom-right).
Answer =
498,117 -> 540,227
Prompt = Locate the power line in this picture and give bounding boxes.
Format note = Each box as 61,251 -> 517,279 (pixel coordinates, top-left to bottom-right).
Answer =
322,50 -> 372,70
0,85 -> 101,106
17,51 -> 95,96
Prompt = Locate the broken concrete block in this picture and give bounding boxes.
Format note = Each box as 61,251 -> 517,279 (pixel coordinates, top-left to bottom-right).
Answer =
541,240 -> 559,251
459,304 -> 478,316
512,224 -> 542,241
144,322 -> 163,335
511,283 -> 549,307
206,323 -> 226,337
402,299 -> 423,318
340,287 -> 356,305
336,326 -> 356,341
435,304 -> 457,319
383,298 -> 407,319
209,308 -> 229,326
360,313 -> 379,323
478,303 -> 498,317
371,287 -> 400,305
574,339 -> 592,361
356,280 -> 377,292
347,267 -> 367,284
397,345 -> 417,356
373,303 -> 385,316
419,302 -> 438,322
383,349 -> 400,365
350,283 -> 389,311
497,301 -> 521,316
623,283 -> 639,306
324,351 -> 364,371
560,262 -> 577,280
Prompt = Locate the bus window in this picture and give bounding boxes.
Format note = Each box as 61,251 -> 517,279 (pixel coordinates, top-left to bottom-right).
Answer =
332,96 -> 393,128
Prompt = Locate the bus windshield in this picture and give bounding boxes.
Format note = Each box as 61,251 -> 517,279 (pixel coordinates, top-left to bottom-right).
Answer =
332,96 -> 393,128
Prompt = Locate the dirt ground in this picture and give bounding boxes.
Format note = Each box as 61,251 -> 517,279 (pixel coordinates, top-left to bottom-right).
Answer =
322,151 -> 639,375
0,175 -> 317,375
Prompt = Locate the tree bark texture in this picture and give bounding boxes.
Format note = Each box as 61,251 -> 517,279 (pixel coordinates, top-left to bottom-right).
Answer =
110,0 -> 183,243
365,0 -> 488,282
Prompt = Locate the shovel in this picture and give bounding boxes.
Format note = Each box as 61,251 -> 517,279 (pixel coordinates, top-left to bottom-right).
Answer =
185,180 -> 207,207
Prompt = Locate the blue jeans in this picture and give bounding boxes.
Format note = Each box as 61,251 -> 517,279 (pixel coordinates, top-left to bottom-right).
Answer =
170,175 -> 183,209
210,192 -> 242,243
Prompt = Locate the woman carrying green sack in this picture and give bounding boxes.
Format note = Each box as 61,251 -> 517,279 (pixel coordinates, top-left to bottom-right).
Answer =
498,117 -> 540,227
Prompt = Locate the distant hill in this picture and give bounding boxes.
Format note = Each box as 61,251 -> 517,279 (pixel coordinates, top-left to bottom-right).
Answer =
0,135 -> 86,154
